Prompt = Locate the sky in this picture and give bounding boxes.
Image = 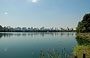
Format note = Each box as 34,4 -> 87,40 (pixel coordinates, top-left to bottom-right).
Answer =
0,0 -> 90,28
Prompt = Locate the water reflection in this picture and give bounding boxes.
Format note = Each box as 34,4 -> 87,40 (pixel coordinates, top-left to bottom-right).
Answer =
0,33 -> 13,38
0,32 -> 75,38
0,32 -> 77,58
75,36 -> 90,45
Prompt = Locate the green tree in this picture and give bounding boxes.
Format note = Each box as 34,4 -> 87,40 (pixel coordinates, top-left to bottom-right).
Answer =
76,13 -> 90,33
76,21 -> 85,33
82,14 -> 90,32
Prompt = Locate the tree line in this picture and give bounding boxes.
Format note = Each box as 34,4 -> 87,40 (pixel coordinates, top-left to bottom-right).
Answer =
76,13 -> 90,33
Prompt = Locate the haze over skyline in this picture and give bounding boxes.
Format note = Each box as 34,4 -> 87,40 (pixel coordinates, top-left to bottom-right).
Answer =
0,0 -> 90,28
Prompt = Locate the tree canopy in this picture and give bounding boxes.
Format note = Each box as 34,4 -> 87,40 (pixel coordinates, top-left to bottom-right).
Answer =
76,13 -> 90,33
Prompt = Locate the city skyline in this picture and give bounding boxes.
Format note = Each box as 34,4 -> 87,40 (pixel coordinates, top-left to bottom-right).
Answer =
0,25 -> 74,30
0,25 -> 74,32
0,0 -> 90,28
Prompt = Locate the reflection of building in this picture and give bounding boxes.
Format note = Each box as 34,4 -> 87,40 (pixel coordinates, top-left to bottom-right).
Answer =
0,32 -> 75,38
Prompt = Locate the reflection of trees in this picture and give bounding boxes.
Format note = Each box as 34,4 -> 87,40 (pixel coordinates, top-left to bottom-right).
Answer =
0,33 -> 2,38
0,32 -> 75,39
0,33 -> 13,38
61,32 -> 64,36
75,36 -> 90,45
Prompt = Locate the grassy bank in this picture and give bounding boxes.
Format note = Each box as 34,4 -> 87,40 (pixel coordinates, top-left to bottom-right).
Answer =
73,45 -> 90,58
73,33 -> 90,58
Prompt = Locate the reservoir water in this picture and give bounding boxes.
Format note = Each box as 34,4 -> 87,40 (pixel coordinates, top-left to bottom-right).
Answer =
0,32 -> 77,58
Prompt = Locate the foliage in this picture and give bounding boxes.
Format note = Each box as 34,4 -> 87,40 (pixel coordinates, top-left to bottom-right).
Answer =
76,13 -> 90,33
73,45 -> 90,58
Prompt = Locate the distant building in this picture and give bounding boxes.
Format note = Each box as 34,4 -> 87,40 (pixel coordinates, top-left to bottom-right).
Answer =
0,25 -> 3,31
28,28 -> 31,30
7,26 -> 12,29
49,27 -> 54,30
55,27 -> 58,30
34,28 -> 39,30
6,26 -> 14,31
30,27 -> 33,30
61,28 -> 64,30
67,27 -> 70,30
0,25 -> 75,32
70,28 -> 74,31
22,27 -> 27,31
40,27 -> 44,30
9,28 -> 14,31
15,27 -> 21,31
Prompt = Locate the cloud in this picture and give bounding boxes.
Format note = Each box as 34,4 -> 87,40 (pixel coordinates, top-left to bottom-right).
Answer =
28,0 -> 38,3
4,12 -> 8,15
32,0 -> 38,3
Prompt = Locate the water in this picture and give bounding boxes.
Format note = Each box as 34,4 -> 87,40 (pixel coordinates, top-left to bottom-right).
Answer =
0,32 -> 77,58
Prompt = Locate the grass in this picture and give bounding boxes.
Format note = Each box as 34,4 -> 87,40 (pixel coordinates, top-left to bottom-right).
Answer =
74,33 -> 90,58
39,47 -> 90,58
73,45 -> 90,58
39,48 -> 74,58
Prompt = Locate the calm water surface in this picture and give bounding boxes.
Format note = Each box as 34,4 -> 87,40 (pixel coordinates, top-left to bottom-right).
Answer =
0,32 -> 77,58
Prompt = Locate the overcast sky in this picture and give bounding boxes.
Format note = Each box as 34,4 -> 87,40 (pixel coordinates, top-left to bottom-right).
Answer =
0,0 -> 90,28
